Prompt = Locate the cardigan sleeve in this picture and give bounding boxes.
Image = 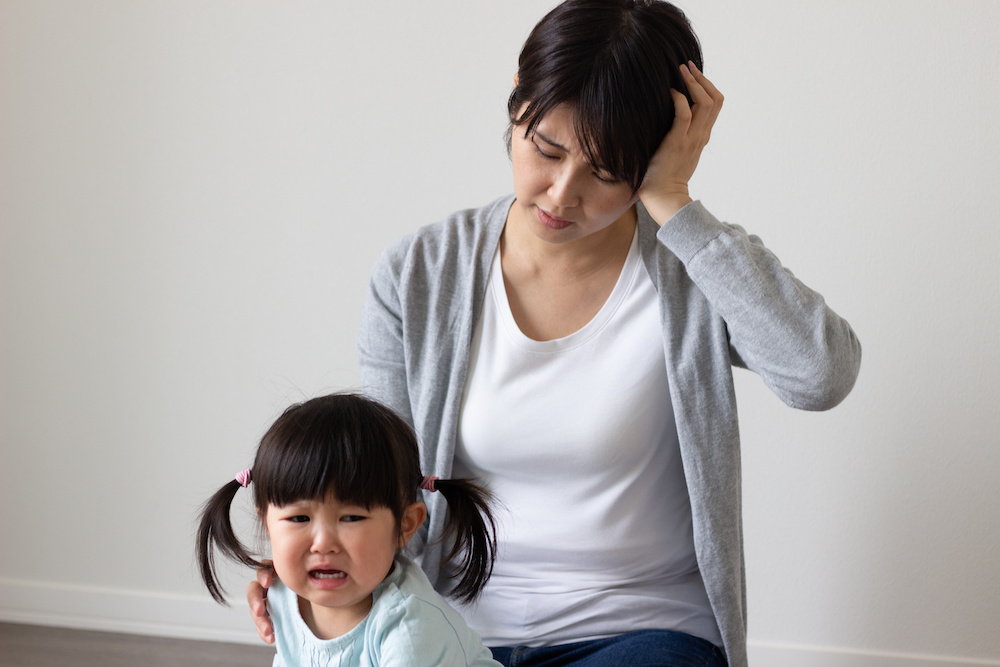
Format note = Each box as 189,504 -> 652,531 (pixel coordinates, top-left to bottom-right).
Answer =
358,240 -> 415,426
358,241 -> 437,563
656,201 -> 862,411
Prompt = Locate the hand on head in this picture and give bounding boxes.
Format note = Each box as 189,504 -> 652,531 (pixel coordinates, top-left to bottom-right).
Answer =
639,61 -> 725,224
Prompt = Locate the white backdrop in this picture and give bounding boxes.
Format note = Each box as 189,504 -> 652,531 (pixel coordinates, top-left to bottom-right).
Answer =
2,1 -> 998,665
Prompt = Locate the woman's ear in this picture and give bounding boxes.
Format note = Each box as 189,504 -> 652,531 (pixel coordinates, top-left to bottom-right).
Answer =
398,502 -> 427,548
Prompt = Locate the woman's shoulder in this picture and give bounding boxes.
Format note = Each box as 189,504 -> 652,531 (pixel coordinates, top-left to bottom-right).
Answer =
376,195 -> 512,271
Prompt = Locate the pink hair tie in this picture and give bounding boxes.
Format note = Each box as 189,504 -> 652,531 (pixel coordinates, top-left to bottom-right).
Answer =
235,468 -> 252,488
420,476 -> 439,492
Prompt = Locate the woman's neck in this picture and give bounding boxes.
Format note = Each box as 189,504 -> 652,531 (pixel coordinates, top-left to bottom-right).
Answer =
499,203 -> 638,341
502,203 -> 637,279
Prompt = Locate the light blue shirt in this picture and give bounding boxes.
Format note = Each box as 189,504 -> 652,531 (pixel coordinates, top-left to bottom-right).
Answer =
269,555 -> 501,667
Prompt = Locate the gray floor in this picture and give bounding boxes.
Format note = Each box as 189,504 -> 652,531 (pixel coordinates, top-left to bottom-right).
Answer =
0,622 -> 275,667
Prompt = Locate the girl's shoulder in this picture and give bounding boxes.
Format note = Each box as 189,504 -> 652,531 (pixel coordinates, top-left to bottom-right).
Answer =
370,555 -> 452,616
367,557 -> 501,666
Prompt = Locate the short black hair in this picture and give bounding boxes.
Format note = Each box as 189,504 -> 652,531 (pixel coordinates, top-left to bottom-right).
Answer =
508,0 -> 703,192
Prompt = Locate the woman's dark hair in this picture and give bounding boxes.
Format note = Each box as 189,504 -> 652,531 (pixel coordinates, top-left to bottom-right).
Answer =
196,392 -> 497,605
508,0 -> 703,192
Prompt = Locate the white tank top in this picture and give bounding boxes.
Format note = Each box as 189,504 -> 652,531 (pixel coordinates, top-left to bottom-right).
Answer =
455,227 -> 721,647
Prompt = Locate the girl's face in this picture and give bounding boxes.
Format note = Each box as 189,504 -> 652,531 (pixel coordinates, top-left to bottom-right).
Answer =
264,491 -> 425,638
509,103 -> 639,246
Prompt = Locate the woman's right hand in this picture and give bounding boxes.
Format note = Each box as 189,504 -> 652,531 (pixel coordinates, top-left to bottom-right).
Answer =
247,562 -> 276,645
638,60 -> 724,225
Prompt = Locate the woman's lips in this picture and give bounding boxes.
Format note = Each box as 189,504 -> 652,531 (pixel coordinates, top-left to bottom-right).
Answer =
536,207 -> 573,230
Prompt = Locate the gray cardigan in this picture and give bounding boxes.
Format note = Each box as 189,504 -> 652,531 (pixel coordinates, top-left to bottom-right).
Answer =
358,194 -> 861,667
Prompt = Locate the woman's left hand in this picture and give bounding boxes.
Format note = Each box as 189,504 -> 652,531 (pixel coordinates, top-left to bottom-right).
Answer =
639,61 -> 724,225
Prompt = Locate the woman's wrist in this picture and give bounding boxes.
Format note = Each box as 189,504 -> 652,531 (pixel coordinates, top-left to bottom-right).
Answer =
640,188 -> 694,226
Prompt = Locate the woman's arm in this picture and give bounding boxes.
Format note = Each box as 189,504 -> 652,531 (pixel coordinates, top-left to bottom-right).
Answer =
640,62 -> 860,408
357,241 -> 433,560
357,242 -> 414,426
659,202 -> 861,409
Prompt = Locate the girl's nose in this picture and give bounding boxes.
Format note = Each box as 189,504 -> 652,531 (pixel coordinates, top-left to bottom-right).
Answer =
310,523 -> 341,553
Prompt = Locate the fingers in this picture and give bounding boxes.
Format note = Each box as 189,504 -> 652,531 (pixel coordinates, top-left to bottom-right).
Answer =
679,61 -> 723,141
638,61 -> 723,224
246,571 -> 276,645
681,61 -> 724,111
255,560 -> 275,588
668,87 -> 692,140
246,582 -> 275,644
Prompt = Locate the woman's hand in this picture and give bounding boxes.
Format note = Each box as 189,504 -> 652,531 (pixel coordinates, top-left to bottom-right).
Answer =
246,563 -> 276,645
639,61 -> 724,225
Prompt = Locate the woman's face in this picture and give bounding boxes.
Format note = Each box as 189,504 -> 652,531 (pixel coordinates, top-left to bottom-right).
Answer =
510,104 -> 638,245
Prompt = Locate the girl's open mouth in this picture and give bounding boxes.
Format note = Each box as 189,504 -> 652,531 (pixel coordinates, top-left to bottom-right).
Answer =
310,569 -> 346,579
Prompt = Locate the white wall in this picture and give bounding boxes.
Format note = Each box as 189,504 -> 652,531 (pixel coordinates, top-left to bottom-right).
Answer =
1,1 -> 997,664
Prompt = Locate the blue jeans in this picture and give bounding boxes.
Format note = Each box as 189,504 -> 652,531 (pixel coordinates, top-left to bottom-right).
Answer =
489,629 -> 728,667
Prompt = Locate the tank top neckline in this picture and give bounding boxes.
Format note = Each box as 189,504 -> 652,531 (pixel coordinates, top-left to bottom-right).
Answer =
490,225 -> 643,352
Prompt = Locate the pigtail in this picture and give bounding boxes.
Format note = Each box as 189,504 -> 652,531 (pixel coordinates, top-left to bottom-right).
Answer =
431,478 -> 498,605
195,479 -> 266,604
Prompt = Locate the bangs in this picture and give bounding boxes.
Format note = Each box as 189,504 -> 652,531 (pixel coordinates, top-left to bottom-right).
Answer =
251,395 -> 419,517
512,73 -> 672,193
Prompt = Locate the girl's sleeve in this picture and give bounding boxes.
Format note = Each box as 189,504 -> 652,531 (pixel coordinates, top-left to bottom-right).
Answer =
658,201 -> 862,410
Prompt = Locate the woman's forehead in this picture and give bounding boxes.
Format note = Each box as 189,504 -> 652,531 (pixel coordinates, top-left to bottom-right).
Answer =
533,106 -> 580,148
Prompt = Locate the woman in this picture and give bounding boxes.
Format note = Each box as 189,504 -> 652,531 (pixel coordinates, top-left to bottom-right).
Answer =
249,1 -> 861,665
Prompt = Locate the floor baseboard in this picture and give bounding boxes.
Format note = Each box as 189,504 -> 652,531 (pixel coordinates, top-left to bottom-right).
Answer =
748,641 -> 1000,667
0,577 -> 259,645
3,578 -> 997,665
0,622 -> 273,667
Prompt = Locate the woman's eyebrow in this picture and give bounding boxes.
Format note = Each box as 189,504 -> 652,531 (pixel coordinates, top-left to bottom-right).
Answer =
533,130 -> 568,152
536,129 -> 611,172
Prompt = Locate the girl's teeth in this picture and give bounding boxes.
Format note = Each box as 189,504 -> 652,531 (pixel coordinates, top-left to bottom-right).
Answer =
313,571 -> 346,579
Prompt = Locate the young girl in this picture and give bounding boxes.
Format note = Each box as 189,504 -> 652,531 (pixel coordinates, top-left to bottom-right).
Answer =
197,392 -> 502,666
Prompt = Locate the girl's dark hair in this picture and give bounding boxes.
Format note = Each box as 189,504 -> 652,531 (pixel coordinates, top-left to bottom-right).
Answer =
196,392 -> 497,605
508,0 -> 703,192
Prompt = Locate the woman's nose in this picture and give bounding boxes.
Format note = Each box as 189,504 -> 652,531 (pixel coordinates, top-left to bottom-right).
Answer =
548,166 -> 581,208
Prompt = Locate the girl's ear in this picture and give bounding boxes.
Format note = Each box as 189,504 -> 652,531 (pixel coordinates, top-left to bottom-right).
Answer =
397,502 -> 427,548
